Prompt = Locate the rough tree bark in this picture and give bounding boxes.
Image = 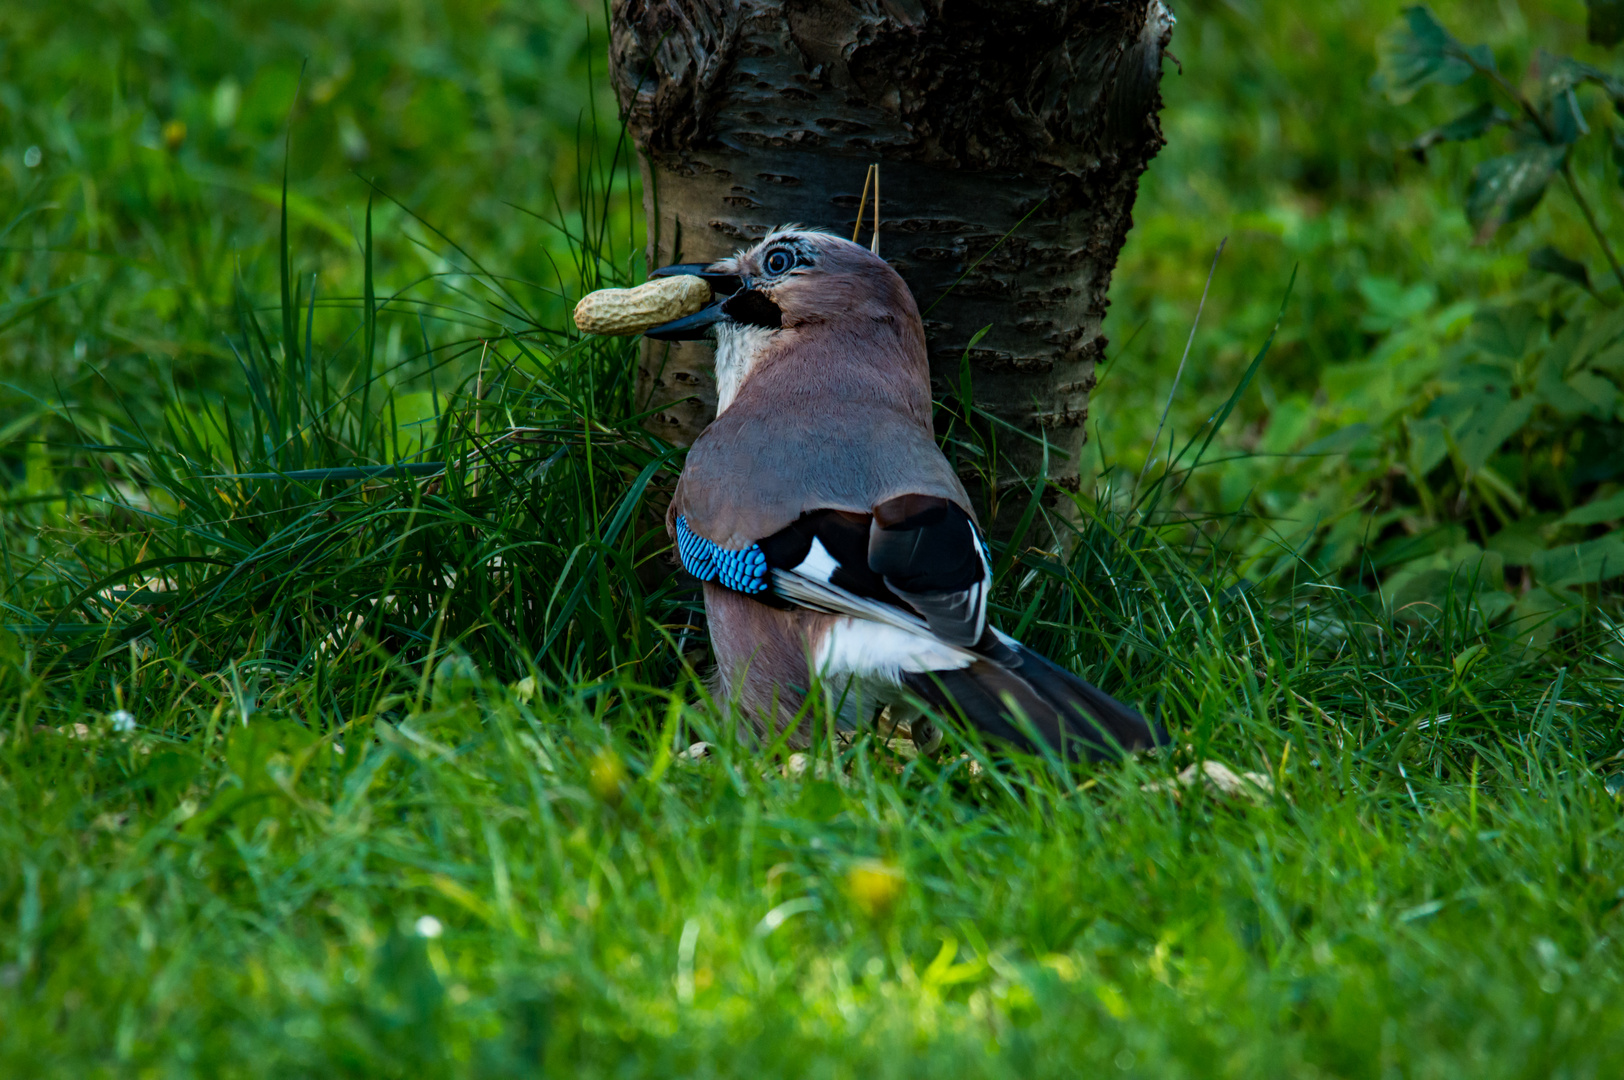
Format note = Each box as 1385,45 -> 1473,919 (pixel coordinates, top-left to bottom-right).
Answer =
609,0 -> 1173,523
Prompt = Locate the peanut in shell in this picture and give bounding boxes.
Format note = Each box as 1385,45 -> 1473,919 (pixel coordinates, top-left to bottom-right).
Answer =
573,275 -> 712,336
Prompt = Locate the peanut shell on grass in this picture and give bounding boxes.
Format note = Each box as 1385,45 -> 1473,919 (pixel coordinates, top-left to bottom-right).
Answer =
573,275 -> 712,336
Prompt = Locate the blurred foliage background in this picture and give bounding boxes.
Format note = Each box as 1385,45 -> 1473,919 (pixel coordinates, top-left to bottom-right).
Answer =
0,0 -> 632,417
1,0 -> 1620,642
1102,0 -> 1621,644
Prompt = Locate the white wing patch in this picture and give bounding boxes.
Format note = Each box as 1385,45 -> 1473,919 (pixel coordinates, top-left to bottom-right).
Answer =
772,563 -> 976,688
763,517 -> 994,700
814,618 -> 975,686
794,537 -> 841,583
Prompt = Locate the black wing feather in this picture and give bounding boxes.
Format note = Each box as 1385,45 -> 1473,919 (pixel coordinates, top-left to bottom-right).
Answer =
757,508 -> 897,605
905,631 -> 1165,761
867,496 -> 982,592
710,501 -> 1163,760
867,495 -> 988,646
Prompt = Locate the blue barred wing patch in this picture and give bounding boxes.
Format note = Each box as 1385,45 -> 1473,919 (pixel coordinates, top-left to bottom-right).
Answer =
674,515 -> 768,594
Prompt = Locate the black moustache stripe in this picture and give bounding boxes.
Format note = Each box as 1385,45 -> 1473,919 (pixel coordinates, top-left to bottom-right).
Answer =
721,289 -> 782,330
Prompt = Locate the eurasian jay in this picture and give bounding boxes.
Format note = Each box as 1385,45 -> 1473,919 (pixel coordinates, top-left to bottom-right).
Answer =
644,227 -> 1163,760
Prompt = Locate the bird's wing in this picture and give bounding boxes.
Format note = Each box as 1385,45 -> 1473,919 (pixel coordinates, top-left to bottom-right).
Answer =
674,505 -> 1164,760
867,494 -> 990,647
674,497 -> 989,645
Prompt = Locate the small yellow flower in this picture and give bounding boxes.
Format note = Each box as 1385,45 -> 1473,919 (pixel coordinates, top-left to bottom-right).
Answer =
588,749 -> 627,804
846,859 -> 904,921
162,119 -> 187,151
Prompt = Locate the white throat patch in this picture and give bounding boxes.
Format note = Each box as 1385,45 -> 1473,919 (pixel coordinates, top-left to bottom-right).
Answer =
712,324 -> 777,414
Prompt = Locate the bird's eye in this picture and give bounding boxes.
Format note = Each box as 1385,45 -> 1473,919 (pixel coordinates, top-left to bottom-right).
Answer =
763,249 -> 794,276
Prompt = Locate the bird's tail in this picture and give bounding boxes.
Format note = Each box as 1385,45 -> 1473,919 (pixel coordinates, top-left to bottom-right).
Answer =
901,631 -> 1164,760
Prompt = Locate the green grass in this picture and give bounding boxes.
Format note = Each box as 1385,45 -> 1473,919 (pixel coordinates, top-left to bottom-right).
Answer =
5,668 -> 1624,1077
4,0 -> 1624,1074
3,540 -> 1622,1075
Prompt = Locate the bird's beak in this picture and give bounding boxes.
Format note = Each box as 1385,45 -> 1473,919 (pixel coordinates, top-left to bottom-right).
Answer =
643,262 -> 781,340
643,303 -> 732,341
643,262 -> 743,341
648,263 -> 743,295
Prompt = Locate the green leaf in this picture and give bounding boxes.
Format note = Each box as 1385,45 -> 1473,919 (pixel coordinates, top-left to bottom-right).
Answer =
1590,339 -> 1624,375
1562,488 -> 1624,525
1535,54 -> 1624,102
1301,423 -> 1372,457
1382,543 -> 1504,621
1551,94 -> 1587,146
1542,314 -> 1591,378
1465,144 -> 1566,240
1570,307 -> 1624,372
1404,415 -> 1450,475
960,325 -> 989,414
1487,518 -> 1555,565
1534,56 -> 1610,144
1371,523 -> 1467,570
1452,643 -> 1487,678
1430,364 -> 1533,471
1474,590 -> 1516,623
1377,7 -> 1492,102
1590,0 -> 1624,47
1409,102 -> 1511,160
1532,533 -> 1624,586
1454,394 -> 1533,470
1529,246 -> 1591,290
1568,370 -> 1620,418
0,282 -> 88,335
1535,358 -> 1602,418
1508,585 -> 1581,648
1358,276 -> 1437,333
1470,304 -> 1540,359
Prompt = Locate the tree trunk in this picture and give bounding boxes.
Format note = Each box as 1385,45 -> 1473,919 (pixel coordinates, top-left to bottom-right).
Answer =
610,0 -> 1173,525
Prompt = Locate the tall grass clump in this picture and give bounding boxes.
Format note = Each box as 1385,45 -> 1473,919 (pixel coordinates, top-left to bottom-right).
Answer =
1,109 -> 688,726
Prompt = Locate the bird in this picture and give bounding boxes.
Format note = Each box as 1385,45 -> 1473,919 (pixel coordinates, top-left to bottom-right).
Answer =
641,227 -> 1163,760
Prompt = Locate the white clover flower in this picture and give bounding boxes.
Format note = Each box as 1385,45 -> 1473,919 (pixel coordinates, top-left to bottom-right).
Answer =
414,915 -> 443,939
109,710 -> 136,733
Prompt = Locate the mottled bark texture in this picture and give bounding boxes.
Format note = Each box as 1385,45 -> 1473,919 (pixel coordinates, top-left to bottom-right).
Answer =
610,0 -> 1173,517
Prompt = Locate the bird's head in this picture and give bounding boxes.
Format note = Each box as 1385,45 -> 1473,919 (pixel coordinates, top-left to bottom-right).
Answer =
642,227 -> 920,343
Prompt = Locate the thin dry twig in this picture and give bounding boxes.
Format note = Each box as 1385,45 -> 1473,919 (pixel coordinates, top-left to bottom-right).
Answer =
851,163 -> 881,255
